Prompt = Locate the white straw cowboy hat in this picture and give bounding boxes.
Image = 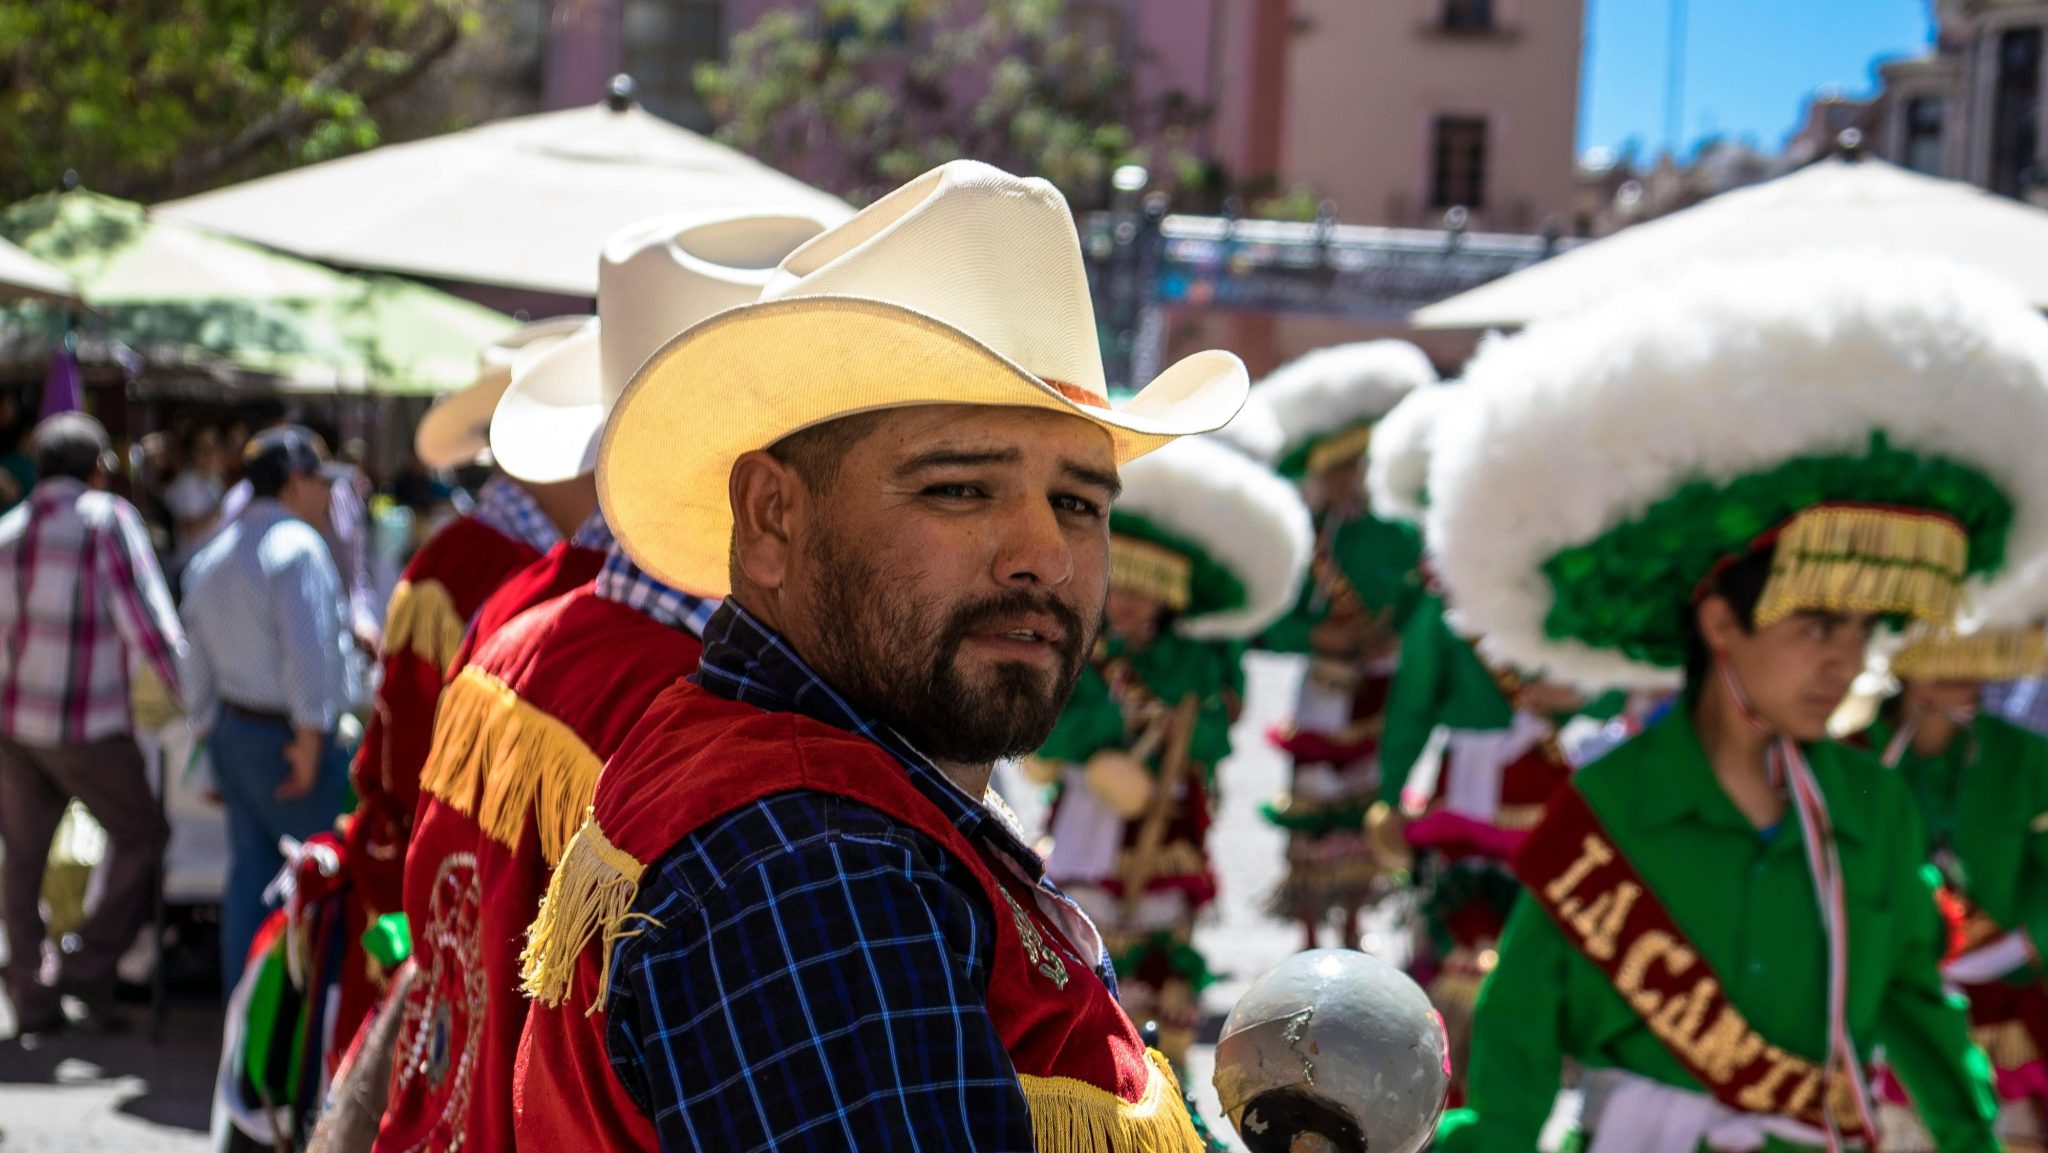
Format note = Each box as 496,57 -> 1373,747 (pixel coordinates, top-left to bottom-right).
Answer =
600,159 -> 1250,596
489,209 -> 844,484
414,316 -> 588,470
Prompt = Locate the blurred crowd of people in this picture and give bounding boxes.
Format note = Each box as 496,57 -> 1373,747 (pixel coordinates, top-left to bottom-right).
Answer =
0,396 -> 496,1032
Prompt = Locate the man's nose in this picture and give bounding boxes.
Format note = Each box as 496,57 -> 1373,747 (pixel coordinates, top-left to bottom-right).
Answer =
993,497 -> 1074,589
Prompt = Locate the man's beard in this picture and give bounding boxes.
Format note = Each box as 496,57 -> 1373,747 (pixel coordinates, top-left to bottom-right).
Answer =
806,528 -> 1092,767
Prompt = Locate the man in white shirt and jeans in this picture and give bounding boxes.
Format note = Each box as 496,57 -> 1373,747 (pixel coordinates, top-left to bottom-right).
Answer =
182,426 -> 355,994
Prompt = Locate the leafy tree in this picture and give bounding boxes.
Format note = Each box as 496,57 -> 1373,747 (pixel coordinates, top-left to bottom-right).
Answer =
0,0 -> 488,204
695,0 -> 1201,210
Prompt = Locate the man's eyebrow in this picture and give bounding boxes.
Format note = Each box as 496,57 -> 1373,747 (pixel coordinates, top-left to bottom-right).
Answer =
893,447 -> 1021,477
1059,459 -> 1122,500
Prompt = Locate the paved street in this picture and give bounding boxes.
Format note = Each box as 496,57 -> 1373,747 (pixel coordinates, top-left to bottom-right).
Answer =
0,651 -> 1322,1150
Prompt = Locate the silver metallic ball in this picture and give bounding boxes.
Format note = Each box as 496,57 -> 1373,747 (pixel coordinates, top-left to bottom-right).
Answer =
1212,949 -> 1450,1153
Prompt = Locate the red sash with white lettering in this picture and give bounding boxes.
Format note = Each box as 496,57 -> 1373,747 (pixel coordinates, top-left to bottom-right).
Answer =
1513,785 -> 1871,1139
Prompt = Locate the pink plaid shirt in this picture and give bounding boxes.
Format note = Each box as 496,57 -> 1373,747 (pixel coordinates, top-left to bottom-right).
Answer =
0,478 -> 186,746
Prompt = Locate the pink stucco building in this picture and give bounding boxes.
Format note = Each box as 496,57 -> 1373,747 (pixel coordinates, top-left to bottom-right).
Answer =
538,0 -> 1584,370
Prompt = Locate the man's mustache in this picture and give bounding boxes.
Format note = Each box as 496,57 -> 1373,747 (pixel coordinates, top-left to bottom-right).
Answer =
940,591 -> 1090,669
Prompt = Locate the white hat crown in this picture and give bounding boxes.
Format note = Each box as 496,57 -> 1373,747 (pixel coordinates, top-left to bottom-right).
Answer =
762,160 -> 1108,402
490,209 -> 836,484
598,212 -> 834,402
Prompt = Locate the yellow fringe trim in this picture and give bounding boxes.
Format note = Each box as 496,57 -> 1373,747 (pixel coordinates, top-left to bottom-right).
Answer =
1754,505 -> 1968,629
520,815 -> 646,1012
416,666 -> 604,865
1892,626 -> 2048,683
1108,536 -> 1194,612
383,578 -> 466,674
1018,1048 -> 1205,1153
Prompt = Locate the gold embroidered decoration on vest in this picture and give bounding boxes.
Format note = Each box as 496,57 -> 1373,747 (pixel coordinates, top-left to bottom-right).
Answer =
999,887 -> 1071,991
1514,785 -> 1871,1138
391,852 -> 487,1149
1017,1048 -> 1205,1153
418,666 -> 606,865
383,578 -> 467,674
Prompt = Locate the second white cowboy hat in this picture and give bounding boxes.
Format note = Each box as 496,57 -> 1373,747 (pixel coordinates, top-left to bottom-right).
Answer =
600,159 -> 1251,596
489,209 -> 845,484
414,316 -> 590,471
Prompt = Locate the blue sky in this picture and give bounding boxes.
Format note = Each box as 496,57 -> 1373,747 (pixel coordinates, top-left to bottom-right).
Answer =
1579,0 -> 1934,160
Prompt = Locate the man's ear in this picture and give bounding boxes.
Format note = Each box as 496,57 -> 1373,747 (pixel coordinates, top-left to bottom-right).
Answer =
729,450 -> 799,592
1696,595 -> 1741,657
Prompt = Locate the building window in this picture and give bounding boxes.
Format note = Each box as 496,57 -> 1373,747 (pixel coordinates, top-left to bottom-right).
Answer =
622,0 -> 726,132
1440,0 -> 1495,32
1991,25 -> 2043,197
1903,96 -> 1944,176
1431,116 -> 1488,210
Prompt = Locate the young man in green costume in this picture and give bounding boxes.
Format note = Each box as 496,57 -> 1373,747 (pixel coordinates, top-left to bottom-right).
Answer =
1856,622 -> 2048,1152
1032,434 -> 1310,1068
1423,256 -> 2048,1153
1248,340 -> 1433,949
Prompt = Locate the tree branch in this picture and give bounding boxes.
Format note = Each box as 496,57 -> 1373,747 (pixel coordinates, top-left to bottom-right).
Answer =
163,10 -> 461,197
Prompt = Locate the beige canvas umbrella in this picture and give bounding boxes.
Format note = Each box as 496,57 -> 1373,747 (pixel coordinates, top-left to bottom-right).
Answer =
1415,156 -> 2048,330
0,189 -> 515,395
0,234 -> 81,306
155,95 -> 852,298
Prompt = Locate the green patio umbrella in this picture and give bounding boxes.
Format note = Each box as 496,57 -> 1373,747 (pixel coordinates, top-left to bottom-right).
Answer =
0,189 -> 514,395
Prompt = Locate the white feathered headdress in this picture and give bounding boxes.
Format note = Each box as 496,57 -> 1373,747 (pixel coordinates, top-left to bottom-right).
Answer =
1110,435 -> 1313,641
1258,341 -> 1437,477
1367,383 -> 1464,526
1426,254 -> 2048,690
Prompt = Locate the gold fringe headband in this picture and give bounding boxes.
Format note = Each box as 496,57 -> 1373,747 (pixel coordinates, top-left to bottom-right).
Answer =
1891,625 -> 2048,683
1304,420 -> 1376,477
1745,504 -> 1968,629
1108,536 -> 1193,612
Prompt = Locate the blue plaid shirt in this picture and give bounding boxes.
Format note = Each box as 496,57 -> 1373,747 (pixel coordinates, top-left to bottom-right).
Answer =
593,542 -> 718,637
602,600 -> 1113,1152
470,475 -> 612,553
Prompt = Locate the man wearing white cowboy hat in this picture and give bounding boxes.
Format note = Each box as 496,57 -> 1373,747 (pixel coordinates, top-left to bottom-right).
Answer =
516,159 -> 1245,1151
354,207 -> 839,1153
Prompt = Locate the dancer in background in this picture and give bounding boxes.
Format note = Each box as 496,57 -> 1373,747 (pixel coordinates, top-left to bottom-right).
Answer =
1251,341 -> 1431,949
1430,257 -> 2024,1153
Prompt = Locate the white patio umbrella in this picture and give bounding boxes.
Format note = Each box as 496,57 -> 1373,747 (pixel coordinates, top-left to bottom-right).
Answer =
1415,156 -> 2048,329
0,234 -> 81,306
155,95 -> 852,298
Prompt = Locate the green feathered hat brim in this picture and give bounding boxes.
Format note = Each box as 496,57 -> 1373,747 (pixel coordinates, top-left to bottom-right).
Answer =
1109,510 -> 1249,623
1540,434 -> 2011,672
1424,256 -> 2048,692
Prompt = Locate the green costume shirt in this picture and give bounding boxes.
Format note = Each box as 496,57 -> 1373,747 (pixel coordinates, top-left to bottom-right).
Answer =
1035,632 -> 1236,782
1377,595 -> 1630,803
1869,711 -> 2048,955
1261,510 -> 1423,655
1378,594 -> 1516,802
1435,707 -> 1999,1153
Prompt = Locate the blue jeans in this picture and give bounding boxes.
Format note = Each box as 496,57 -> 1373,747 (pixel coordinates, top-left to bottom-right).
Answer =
209,711 -> 350,994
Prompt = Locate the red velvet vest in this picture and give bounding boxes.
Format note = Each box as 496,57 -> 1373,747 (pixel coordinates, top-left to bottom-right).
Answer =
336,515 -> 539,1069
515,680 -> 1202,1153
374,588 -> 703,1153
